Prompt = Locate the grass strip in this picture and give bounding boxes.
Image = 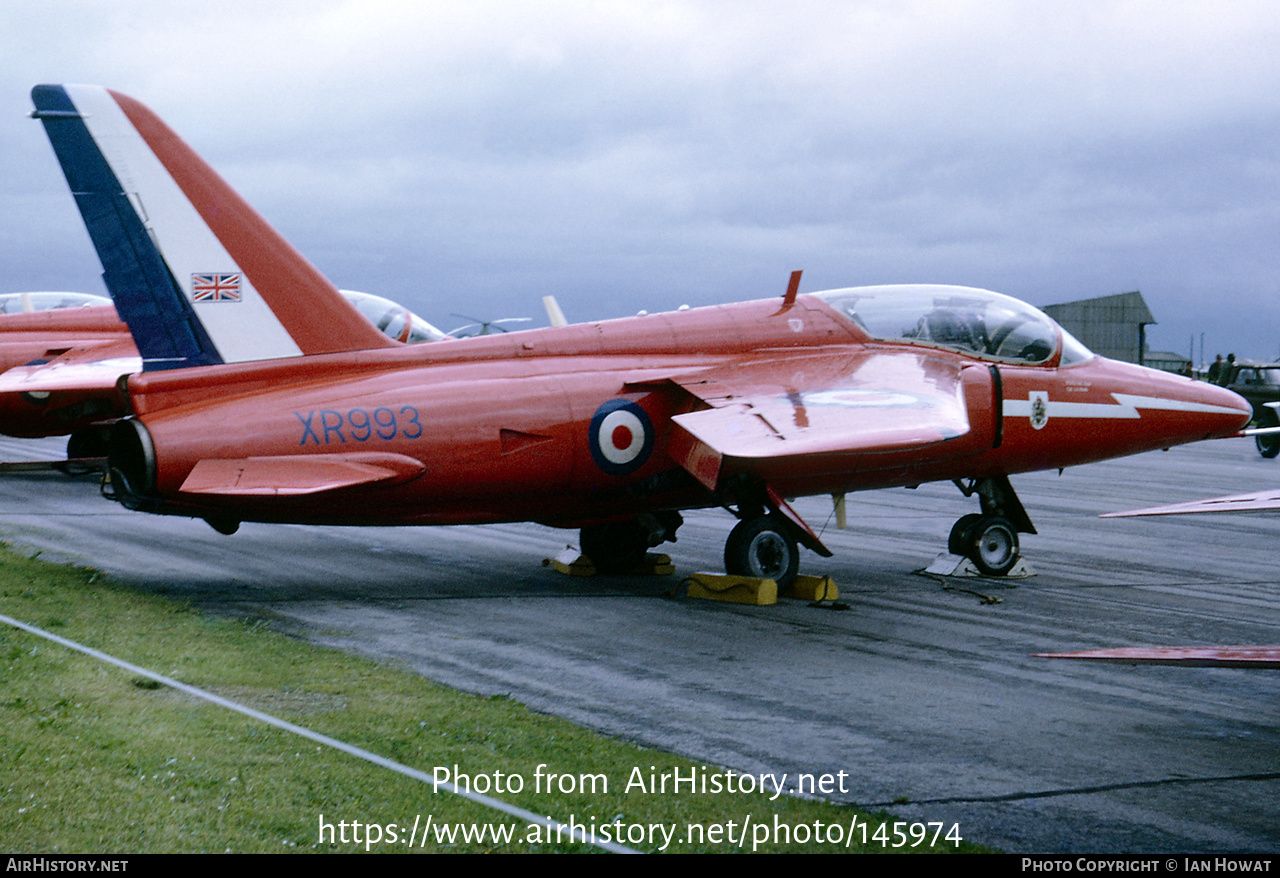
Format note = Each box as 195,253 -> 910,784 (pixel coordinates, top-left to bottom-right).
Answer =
0,545 -> 982,853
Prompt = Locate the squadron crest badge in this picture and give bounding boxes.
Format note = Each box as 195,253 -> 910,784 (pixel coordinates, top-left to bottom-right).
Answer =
1029,391 -> 1049,430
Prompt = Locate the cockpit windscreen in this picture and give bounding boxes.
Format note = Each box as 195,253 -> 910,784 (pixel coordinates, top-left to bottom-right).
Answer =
813,285 -> 1090,365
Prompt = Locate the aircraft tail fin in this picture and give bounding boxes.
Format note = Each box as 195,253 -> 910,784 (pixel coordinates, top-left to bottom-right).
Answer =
31,84 -> 396,371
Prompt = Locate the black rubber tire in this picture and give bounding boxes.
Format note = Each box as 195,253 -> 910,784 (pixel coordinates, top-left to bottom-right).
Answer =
1256,413 -> 1280,459
948,513 -> 983,556
724,515 -> 799,588
580,520 -> 648,573
965,515 -> 1020,577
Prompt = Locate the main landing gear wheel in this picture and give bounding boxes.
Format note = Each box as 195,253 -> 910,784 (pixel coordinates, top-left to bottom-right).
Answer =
580,520 -> 648,573
947,513 -> 983,556
960,515 -> 1019,577
724,515 -> 799,589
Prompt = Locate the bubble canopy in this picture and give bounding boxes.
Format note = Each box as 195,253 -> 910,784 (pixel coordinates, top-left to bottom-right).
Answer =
0,292 -> 112,314
811,284 -> 1094,366
340,290 -> 447,343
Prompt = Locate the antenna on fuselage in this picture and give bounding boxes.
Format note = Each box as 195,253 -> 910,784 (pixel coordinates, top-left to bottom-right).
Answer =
784,270 -> 801,306
773,269 -> 802,316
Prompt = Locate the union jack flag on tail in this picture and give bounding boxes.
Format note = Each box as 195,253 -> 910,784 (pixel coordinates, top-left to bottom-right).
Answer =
191,273 -> 242,303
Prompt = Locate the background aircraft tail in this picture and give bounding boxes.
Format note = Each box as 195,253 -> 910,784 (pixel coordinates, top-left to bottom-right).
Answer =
31,84 -> 396,371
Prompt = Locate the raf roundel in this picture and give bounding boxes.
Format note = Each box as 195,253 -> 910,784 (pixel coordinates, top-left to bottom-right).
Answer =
589,400 -> 655,476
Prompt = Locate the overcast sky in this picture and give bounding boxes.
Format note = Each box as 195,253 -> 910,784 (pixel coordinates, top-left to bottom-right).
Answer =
2,1 -> 1277,362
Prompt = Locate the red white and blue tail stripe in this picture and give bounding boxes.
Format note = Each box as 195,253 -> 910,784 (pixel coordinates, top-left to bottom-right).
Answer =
31,84 -> 395,371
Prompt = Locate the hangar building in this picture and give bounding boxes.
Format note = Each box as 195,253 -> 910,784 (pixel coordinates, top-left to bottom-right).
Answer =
1043,291 -> 1155,366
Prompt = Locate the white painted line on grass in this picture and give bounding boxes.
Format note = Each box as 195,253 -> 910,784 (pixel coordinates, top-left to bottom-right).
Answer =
0,611 -> 638,854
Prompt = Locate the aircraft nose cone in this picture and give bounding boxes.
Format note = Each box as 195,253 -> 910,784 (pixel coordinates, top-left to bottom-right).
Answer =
1200,381 -> 1253,437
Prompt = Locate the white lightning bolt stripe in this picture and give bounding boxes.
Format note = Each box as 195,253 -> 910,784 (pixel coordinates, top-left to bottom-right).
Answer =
1003,393 -> 1245,420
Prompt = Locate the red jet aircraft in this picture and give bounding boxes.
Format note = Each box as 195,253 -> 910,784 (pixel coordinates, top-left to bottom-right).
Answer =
0,291 -> 130,455
0,288 -> 443,459
30,84 -> 1254,585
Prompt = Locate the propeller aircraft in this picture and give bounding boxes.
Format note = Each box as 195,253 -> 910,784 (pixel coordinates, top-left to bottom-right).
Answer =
28,84 -> 1254,586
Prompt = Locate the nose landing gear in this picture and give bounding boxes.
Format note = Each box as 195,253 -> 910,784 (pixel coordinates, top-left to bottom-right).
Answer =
949,513 -> 1019,577
949,475 -> 1035,577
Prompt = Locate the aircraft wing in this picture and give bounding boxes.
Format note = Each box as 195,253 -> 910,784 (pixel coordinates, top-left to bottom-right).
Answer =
1037,646 -> 1280,668
0,354 -> 140,395
1102,489 -> 1280,517
663,349 -> 990,492
0,338 -> 140,440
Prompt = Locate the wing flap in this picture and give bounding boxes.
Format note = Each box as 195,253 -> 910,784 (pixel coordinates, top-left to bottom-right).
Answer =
180,452 -> 425,496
